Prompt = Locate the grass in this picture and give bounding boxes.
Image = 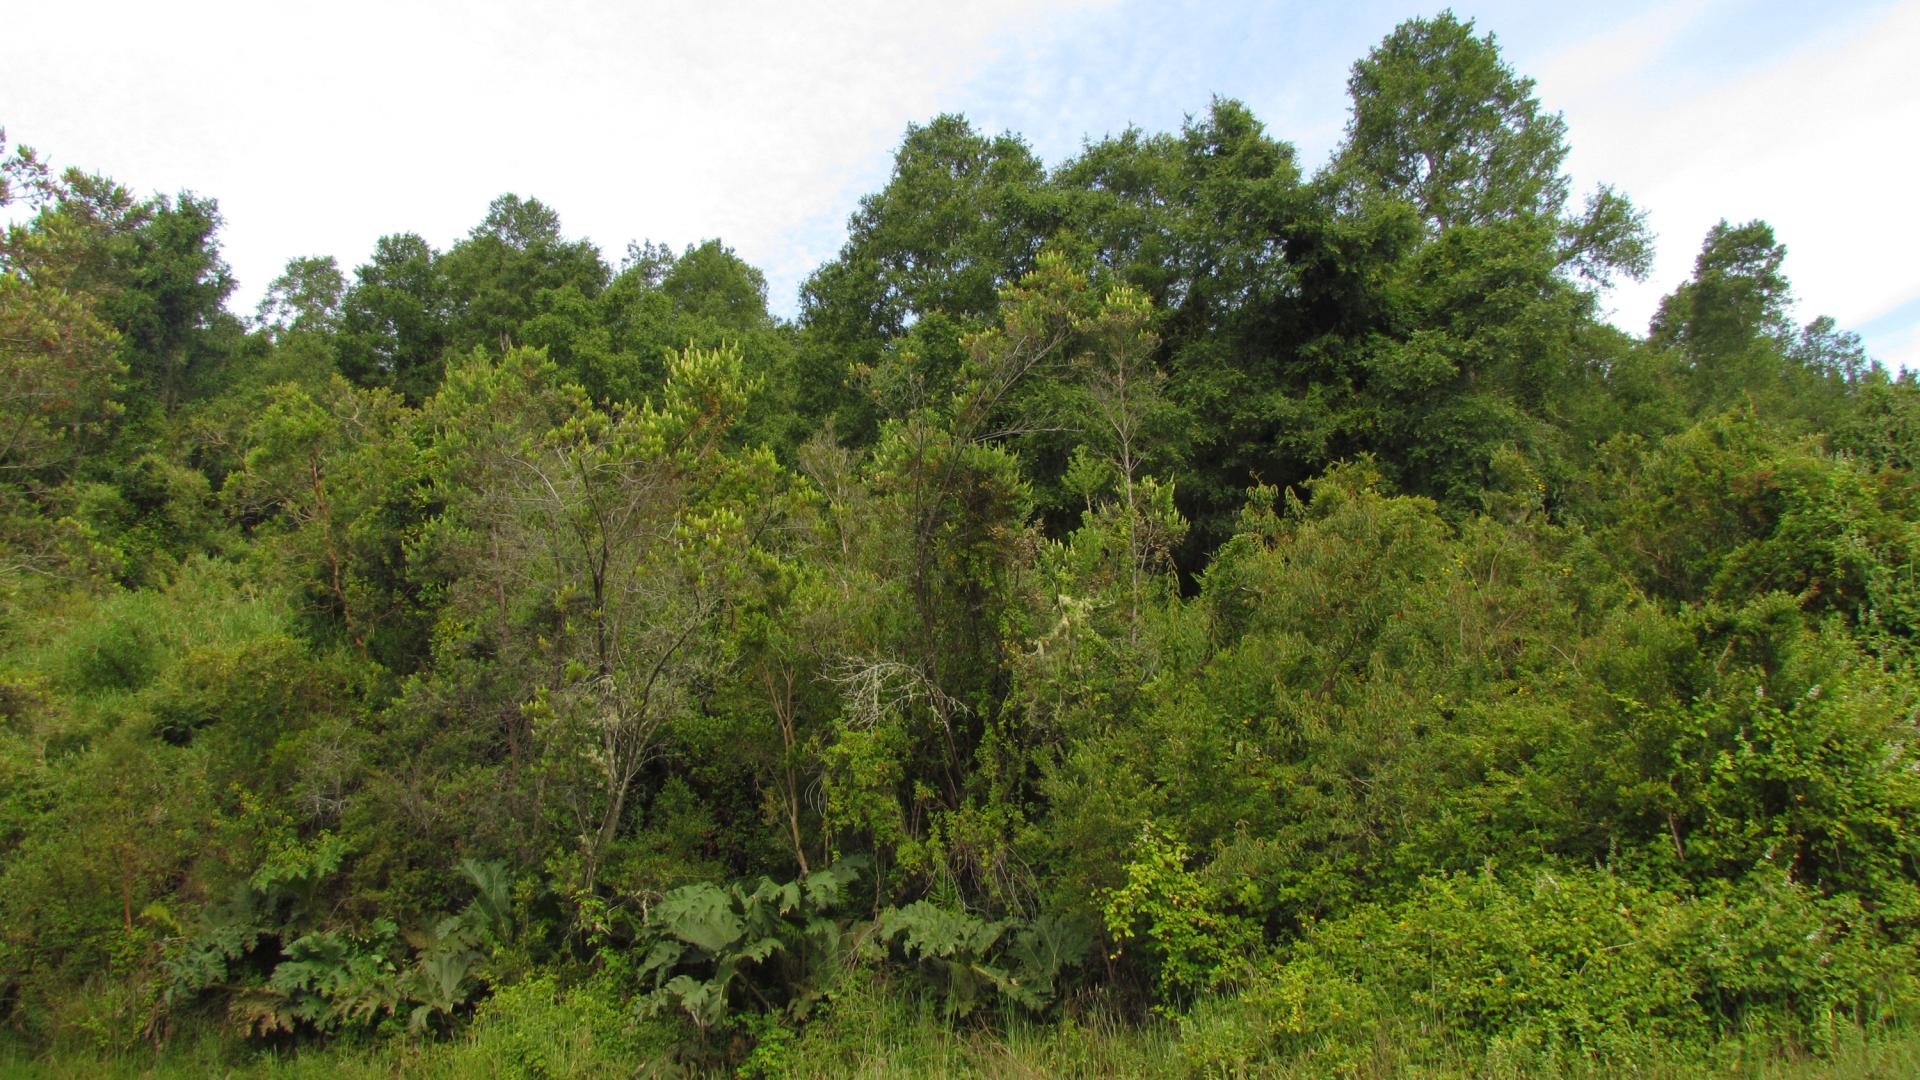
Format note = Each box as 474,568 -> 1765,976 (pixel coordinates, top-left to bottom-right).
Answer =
5,1011 -> 1918,1080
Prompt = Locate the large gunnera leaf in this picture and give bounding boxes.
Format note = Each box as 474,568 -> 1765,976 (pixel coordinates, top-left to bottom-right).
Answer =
655,882 -> 746,952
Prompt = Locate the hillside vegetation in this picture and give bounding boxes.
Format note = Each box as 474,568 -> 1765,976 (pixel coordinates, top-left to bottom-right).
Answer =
2,14 -> 1917,1077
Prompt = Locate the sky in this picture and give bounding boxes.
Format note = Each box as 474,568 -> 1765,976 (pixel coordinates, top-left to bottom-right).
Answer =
4,0 -> 1916,367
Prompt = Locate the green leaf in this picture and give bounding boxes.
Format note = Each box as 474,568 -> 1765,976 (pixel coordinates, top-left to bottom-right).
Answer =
654,883 -> 745,953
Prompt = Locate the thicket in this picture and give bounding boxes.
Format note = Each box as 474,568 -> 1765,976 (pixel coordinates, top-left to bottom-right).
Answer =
3,13 -> 1917,1076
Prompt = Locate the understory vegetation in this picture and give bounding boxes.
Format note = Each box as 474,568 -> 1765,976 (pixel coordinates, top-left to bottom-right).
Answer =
3,13 -> 1918,1077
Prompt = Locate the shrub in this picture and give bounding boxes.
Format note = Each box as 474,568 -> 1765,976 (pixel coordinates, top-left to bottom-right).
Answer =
1099,823 -> 1257,1004
1184,864 -> 1920,1072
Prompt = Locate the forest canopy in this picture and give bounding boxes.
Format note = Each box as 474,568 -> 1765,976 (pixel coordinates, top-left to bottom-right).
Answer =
2,13 -> 1917,1077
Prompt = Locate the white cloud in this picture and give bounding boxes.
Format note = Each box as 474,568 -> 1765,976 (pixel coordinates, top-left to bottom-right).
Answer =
2,0 -> 1109,312
1539,2 -> 1920,366
1527,0 -> 1720,104
1874,319 -> 1920,375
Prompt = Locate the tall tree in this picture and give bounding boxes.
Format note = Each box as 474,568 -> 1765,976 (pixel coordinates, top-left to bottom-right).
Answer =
1336,12 -> 1569,231
336,233 -> 450,402
1649,219 -> 1794,410
1651,219 -> 1792,359
420,344 -> 766,896
440,194 -> 609,358
798,116 -> 1048,445
103,192 -> 237,417
1334,14 -> 1649,283
6,167 -> 234,418
256,255 -> 346,342
803,115 -> 1046,341
0,137 -> 123,495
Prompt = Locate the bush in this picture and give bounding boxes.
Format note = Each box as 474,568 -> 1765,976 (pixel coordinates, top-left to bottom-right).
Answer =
458,974 -> 662,1079
1182,864 -> 1919,1073
53,597 -> 161,695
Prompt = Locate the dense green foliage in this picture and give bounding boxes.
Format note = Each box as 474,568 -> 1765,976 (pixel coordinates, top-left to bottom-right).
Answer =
3,14 -> 1917,1075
